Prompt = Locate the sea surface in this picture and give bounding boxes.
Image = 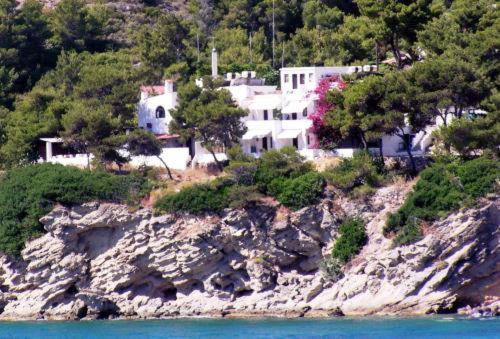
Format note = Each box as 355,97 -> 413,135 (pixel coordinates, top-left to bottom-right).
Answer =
0,316 -> 499,339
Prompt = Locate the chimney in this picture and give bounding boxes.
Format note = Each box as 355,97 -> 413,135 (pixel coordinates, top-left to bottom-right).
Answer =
164,79 -> 174,93
211,48 -> 218,78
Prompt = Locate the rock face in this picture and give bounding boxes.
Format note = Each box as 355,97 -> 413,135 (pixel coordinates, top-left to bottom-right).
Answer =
0,184 -> 498,320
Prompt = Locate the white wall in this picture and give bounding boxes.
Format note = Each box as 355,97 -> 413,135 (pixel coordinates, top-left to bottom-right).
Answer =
137,92 -> 177,134
127,147 -> 191,170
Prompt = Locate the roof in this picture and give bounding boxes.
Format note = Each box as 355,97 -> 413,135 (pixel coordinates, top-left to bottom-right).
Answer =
140,86 -> 165,95
40,137 -> 63,143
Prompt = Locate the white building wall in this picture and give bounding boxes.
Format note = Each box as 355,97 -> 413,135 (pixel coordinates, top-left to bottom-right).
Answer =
138,90 -> 177,135
127,147 -> 191,170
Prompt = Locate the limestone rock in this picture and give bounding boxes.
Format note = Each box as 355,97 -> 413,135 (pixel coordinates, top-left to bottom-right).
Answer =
0,184 -> 497,320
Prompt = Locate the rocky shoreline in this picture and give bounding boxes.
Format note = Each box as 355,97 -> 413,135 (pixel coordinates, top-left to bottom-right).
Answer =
0,184 -> 498,321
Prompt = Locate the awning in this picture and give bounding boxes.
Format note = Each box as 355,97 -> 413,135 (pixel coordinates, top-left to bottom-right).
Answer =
40,137 -> 63,143
277,129 -> 301,139
281,99 -> 310,114
241,129 -> 272,140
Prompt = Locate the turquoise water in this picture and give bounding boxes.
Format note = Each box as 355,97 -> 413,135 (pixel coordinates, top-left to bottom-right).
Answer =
0,317 -> 499,338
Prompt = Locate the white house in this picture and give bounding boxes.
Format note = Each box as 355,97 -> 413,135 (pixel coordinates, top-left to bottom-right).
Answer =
225,66 -> 363,159
138,80 -> 177,136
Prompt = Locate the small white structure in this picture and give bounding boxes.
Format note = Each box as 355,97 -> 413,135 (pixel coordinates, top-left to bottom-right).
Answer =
138,80 -> 177,135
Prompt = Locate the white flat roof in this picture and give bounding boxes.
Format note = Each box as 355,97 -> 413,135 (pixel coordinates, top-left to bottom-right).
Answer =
40,137 -> 63,143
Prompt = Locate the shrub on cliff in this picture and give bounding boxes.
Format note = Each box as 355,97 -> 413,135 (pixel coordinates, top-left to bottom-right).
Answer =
331,217 -> 367,263
154,179 -> 232,214
385,156 -> 499,246
324,151 -> 383,193
274,172 -> 326,210
255,146 -> 314,193
0,163 -> 149,256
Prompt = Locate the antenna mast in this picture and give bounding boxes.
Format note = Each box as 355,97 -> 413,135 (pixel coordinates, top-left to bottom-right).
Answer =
272,0 -> 275,68
249,32 -> 253,64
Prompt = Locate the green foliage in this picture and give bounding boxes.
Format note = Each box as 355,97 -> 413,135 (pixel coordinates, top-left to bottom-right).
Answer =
255,146 -> 314,193
170,78 -> 248,170
1,50 -> 140,168
156,147 -> 323,214
385,156 -> 499,245
275,172 -> 326,210
49,0 -> 113,52
154,179 -> 232,214
435,113 -> 500,158
225,161 -> 258,186
324,151 -> 382,191
0,164 -> 149,255
320,256 -> 344,281
226,185 -> 263,209
331,217 -> 367,263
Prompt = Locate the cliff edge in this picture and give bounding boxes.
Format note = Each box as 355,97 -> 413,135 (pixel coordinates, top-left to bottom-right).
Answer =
0,183 -> 498,320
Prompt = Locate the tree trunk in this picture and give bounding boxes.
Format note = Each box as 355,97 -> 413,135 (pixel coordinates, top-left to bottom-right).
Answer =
209,148 -> 224,172
378,138 -> 385,165
390,35 -> 403,70
156,155 -> 174,180
360,132 -> 368,150
406,142 -> 417,176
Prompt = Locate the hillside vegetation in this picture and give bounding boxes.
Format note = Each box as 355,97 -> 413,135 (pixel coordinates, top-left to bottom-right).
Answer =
0,164 -> 149,255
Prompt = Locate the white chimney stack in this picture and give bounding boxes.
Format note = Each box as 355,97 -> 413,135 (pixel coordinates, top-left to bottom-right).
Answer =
211,48 -> 218,78
164,79 -> 174,93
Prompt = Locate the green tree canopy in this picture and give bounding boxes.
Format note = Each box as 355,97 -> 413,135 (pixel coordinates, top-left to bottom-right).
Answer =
170,77 -> 247,170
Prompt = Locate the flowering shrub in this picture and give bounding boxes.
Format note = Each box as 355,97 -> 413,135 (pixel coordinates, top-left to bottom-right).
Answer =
309,76 -> 346,149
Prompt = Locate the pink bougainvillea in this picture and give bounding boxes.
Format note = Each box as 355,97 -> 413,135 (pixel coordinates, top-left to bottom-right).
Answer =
308,75 -> 346,149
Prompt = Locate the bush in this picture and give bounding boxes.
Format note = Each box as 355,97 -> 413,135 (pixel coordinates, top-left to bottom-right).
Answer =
0,164 -> 149,256
331,217 -> 367,263
255,146 -> 314,193
385,156 -> 499,246
276,172 -> 326,210
319,256 -> 344,281
226,185 -> 263,209
324,151 -> 382,191
154,179 -> 232,214
225,161 -> 258,186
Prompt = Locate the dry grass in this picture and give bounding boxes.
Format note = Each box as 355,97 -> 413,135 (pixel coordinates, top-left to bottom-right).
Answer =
146,166 -> 227,207
312,156 -> 342,172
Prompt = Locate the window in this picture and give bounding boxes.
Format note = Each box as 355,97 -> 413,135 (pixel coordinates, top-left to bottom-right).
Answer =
307,134 -> 310,145
302,108 -> 307,117
292,74 -> 298,89
156,106 -> 166,118
146,123 -> 152,130
284,74 -> 289,83
309,73 -> 314,82
300,74 -> 305,84
291,113 -> 297,120
263,110 -> 269,120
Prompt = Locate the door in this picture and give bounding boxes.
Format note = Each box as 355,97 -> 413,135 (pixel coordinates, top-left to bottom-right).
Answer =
263,110 -> 268,120
292,74 -> 298,89
262,137 -> 268,151
292,137 -> 298,149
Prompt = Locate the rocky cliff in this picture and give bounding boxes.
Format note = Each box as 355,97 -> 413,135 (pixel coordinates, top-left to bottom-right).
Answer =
0,184 -> 498,320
